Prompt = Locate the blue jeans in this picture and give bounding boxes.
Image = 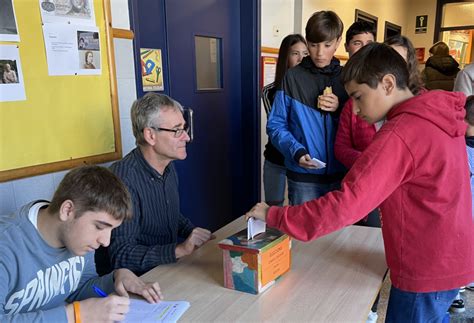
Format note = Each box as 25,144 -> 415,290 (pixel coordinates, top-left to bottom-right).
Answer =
386,285 -> 458,323
263,160 -> 286,206
287,179 -> 340,205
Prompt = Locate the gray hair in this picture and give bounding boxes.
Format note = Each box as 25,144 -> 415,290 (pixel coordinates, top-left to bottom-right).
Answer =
131,93 -> 184,146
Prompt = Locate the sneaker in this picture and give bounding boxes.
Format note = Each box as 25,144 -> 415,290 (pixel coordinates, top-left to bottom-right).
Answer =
449,299 -> 466,313
366,310 -> 378,323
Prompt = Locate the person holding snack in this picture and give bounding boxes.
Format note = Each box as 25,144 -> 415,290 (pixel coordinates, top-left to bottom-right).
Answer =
267,11 -> 348,205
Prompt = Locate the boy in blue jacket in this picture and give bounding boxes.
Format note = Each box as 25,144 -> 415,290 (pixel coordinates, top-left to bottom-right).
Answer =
267,10 -> 348,205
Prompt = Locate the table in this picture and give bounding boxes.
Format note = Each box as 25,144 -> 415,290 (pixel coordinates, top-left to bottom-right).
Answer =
141,217 -> 387,322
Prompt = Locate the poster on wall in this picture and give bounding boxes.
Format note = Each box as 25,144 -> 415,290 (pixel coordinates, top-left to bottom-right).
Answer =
39,0 -> 96,26
415,15 -> 428,34
140,48 -> 164,92
0,45 -> 26,102
42,24 -> 101,75
261,56 -> 277,88
0,0 -> 20,42
415,48 -> 425,63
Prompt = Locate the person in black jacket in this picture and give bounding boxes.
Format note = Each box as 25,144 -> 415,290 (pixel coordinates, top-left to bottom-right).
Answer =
422,41 -> 460,91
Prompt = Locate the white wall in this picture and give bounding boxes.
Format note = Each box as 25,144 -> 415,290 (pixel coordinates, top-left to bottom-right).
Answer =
0,0 -> 137,215
261,0 -> 296,48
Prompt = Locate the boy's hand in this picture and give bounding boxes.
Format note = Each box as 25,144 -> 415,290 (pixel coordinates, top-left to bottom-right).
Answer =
245,202 -> 270,222
114,268 -> 163,303
67,295 -> 130,323
176,227 -> 214,258
318,93 -> 339,112
299,154 -> 319,169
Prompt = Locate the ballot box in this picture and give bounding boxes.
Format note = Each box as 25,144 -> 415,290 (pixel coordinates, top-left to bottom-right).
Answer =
218,228 -> 291,294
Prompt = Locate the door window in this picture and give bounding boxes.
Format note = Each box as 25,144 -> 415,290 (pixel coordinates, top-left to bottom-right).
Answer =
194,36 -> 223,90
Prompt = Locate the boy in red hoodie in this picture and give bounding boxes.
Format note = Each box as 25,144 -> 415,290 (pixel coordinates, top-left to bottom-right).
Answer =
246,43 -> 473,322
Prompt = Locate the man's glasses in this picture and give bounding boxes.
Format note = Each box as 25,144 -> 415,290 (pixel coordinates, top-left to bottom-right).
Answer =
150,125 -> 189,138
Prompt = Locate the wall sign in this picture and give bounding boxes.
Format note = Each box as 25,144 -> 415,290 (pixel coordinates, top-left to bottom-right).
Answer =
415,15 -> 428,34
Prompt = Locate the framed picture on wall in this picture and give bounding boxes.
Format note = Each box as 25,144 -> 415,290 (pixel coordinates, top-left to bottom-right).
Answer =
384,21 -> 402,41
415,48 -> 425,63
355,9 -> 378,39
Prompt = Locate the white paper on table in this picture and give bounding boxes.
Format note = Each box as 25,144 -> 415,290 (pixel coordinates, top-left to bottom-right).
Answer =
247,217 -> 266,240
123,299 -> 190,323
310,157 -> 326,169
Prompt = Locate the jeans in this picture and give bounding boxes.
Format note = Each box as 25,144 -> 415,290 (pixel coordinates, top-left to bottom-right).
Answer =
287,179 -> 340,205
263,160 -> 286,206
386,285 -> 458,323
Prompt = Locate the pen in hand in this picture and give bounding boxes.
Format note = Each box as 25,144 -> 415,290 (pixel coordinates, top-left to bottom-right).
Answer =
92,285 -> 108,298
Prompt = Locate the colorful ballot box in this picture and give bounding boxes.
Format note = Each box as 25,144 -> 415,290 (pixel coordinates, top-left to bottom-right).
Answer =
218,228 -> 291,294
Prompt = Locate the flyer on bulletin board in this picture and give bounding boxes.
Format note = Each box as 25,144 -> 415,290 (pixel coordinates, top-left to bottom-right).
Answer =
141,48 -> 164,92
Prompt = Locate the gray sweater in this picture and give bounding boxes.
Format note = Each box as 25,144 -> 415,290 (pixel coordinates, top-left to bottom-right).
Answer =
0,201 -> 115,322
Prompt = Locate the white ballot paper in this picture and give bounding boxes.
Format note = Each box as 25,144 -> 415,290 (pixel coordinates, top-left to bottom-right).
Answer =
310,157 -> 326,169
247,217 -> 266,240
124,299 -> 190,323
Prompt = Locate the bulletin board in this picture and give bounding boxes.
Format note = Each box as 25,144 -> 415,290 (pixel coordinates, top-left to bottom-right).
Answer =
0,0 -> 121,182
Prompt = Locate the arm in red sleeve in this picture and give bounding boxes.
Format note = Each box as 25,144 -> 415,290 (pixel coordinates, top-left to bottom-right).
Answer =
267,129 -> 414,241
334,99 -> 362,168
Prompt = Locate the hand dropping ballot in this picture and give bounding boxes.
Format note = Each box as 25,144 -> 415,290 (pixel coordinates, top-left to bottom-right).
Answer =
247,217 -> 266,240
310,157 -> 326,169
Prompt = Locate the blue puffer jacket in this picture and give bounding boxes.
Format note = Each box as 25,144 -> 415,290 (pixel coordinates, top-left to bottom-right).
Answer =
267,56 -> 348,183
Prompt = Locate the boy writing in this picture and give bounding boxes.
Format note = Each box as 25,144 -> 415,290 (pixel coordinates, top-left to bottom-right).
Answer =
267,11 -> 348,205
246,43 -> 473,322
0,166 -> 162,322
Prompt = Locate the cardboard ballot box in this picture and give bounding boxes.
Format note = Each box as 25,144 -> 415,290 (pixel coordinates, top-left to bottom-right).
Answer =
218,228 -> 291,294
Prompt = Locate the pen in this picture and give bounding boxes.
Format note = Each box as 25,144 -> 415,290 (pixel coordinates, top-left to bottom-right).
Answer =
92,285 -> 108,298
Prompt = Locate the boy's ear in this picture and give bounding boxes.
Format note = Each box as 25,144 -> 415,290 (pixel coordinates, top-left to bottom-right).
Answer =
381,74 -> 397,95
59,200 -> 75,222
336,36 -> 342,48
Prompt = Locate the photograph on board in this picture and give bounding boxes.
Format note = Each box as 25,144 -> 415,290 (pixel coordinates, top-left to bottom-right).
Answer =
77,30 -> 99,50
77,31 -> 100,70
0,45 -> 26,101
0,0 -> 20,42
0,60 -> 19,84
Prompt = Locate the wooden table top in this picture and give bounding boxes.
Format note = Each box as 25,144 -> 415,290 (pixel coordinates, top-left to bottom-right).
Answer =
141,216 -> 387,322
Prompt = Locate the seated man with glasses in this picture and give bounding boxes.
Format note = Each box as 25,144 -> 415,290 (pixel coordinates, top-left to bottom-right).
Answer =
95,93 -> 213,276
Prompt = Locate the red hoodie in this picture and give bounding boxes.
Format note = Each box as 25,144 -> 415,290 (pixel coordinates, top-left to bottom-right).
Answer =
334,98 -> 376,168
267,90 -> 473,293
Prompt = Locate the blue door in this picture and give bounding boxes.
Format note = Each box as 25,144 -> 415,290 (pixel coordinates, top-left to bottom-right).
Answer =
130,0 -> 260,231
165,0 -> 260,231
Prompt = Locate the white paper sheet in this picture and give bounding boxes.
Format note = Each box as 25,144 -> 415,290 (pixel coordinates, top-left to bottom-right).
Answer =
39,0 -> 96,26
124,299 -> 190,323
0,45 -> 26,102
310,157 -> 326,169
247,217 -> 266,240
42,23 -> 101,75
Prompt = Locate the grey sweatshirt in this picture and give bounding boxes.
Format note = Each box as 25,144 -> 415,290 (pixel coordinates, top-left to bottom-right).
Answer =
0,201 -> 115,322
